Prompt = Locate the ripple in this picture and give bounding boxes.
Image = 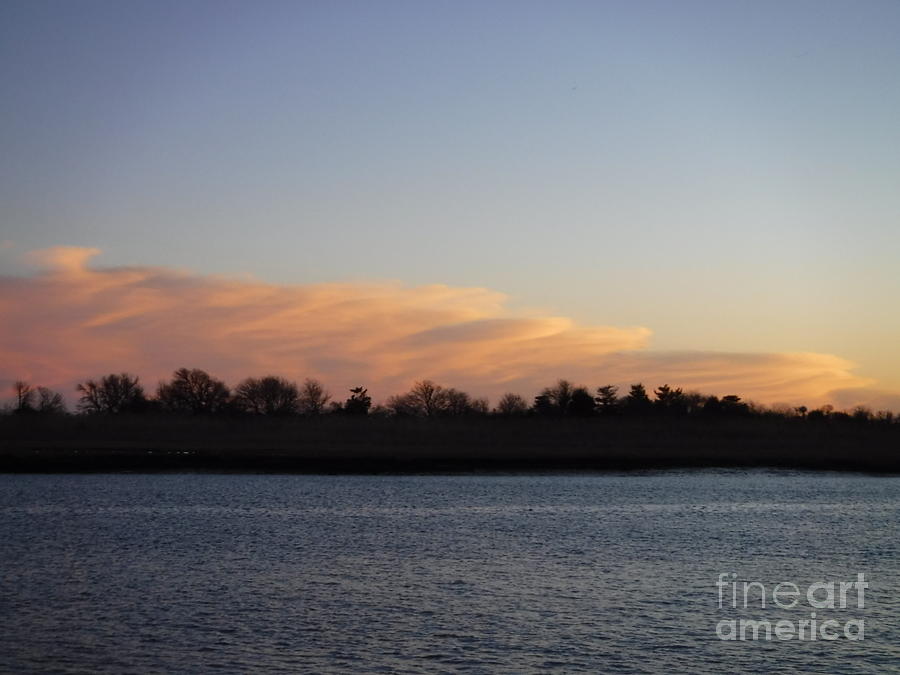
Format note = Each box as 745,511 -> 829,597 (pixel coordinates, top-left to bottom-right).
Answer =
0,471 -> 898,673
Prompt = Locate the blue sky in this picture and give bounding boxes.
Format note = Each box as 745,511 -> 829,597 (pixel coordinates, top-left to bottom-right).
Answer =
2,0 -> 899,395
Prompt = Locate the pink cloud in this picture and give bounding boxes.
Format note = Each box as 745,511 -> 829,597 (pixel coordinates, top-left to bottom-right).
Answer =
0,246 -> 883,407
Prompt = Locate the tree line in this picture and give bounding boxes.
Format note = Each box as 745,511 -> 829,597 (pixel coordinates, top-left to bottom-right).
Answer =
4,369 -> 896,424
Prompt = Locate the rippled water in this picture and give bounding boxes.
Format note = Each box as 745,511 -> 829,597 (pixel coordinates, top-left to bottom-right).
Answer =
1,471 -> 898,673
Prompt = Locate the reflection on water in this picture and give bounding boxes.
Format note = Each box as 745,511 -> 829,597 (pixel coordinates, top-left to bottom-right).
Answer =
1,471 -> 898,673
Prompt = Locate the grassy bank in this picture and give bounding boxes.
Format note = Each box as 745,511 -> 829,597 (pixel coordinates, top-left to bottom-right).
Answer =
1,414 -> 898,473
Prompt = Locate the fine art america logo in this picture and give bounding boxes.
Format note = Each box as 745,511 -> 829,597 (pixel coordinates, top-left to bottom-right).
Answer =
715,573 -> 867,641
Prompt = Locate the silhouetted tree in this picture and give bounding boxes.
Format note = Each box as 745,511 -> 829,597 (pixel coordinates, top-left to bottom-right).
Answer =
806,405 -> 832,422
595,385 -> 619,415
343,386 -> 372,415
13,381 -> 35,414
720,394 -> 750,416
679,391 -> 703,415
386,381 -> 483,417
654,384 -> 686,415
157,368 -> 230,415
852,406 -> 873,423
494,392 -> 529,416
469,397 -> 490,415
298,378 -> 330,416
444,388 -> 488,416
622,383 -> 652,414
875,410 -> 894,424
402,380 -> 448,417
36,387 -> 65,414
76,373 -> 146,414
443,388 -> 473,416
535,379 -> 576,416
532,393 -> 555,416
569,386 -> 596,417
413,380 -> 447,416
385,393 -> 418,417
234,376 -> 299,415
701,395 -> 722,416
368,404 -> 392,418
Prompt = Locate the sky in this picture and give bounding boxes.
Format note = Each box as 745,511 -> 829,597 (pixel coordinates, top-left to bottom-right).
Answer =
1,0 -> 899,408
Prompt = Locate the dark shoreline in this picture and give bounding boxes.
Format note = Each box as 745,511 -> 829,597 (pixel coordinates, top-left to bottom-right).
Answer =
3,415 -> 899,474
3,453 -> 899,475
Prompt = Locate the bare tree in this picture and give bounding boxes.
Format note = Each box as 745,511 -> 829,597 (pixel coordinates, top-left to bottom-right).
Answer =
76,373 -> 146,414
443,388 -> 472,416
298,378 -> 330,416
443,388 -> 488,416
494,392 -> 528,416
13,381 -> 35,413
157,368 -> 230,415
386,381 -> 484,417
385,393 -> 418,417
234,376 -> 298,415
36,387 -> 65,414
406,380 -> 449,416
389,380 -> 446,417
535,379 -> 575,415
469,397 -> 490,415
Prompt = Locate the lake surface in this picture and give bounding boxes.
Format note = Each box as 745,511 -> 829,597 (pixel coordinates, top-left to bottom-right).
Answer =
1,471 -> 898,673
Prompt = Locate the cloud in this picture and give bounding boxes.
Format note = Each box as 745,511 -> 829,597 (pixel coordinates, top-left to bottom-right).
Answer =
577,351 -> 874,408
825,388 -> 900,413
0,246 -> 883,407
24,246 -> 101,273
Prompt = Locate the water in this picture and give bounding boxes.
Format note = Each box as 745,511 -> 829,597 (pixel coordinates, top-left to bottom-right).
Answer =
1,471 -> 898,674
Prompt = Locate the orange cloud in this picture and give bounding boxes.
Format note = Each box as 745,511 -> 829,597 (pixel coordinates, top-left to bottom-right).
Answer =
0,247 -> 881,407
825,388 -> 900,413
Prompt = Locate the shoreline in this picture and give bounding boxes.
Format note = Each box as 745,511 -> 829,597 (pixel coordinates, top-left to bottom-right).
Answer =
3,454 -> 899,475
3,414 -> 899,474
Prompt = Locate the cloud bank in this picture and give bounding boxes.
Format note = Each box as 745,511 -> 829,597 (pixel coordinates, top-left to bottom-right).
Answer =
0,247 -> 881,407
